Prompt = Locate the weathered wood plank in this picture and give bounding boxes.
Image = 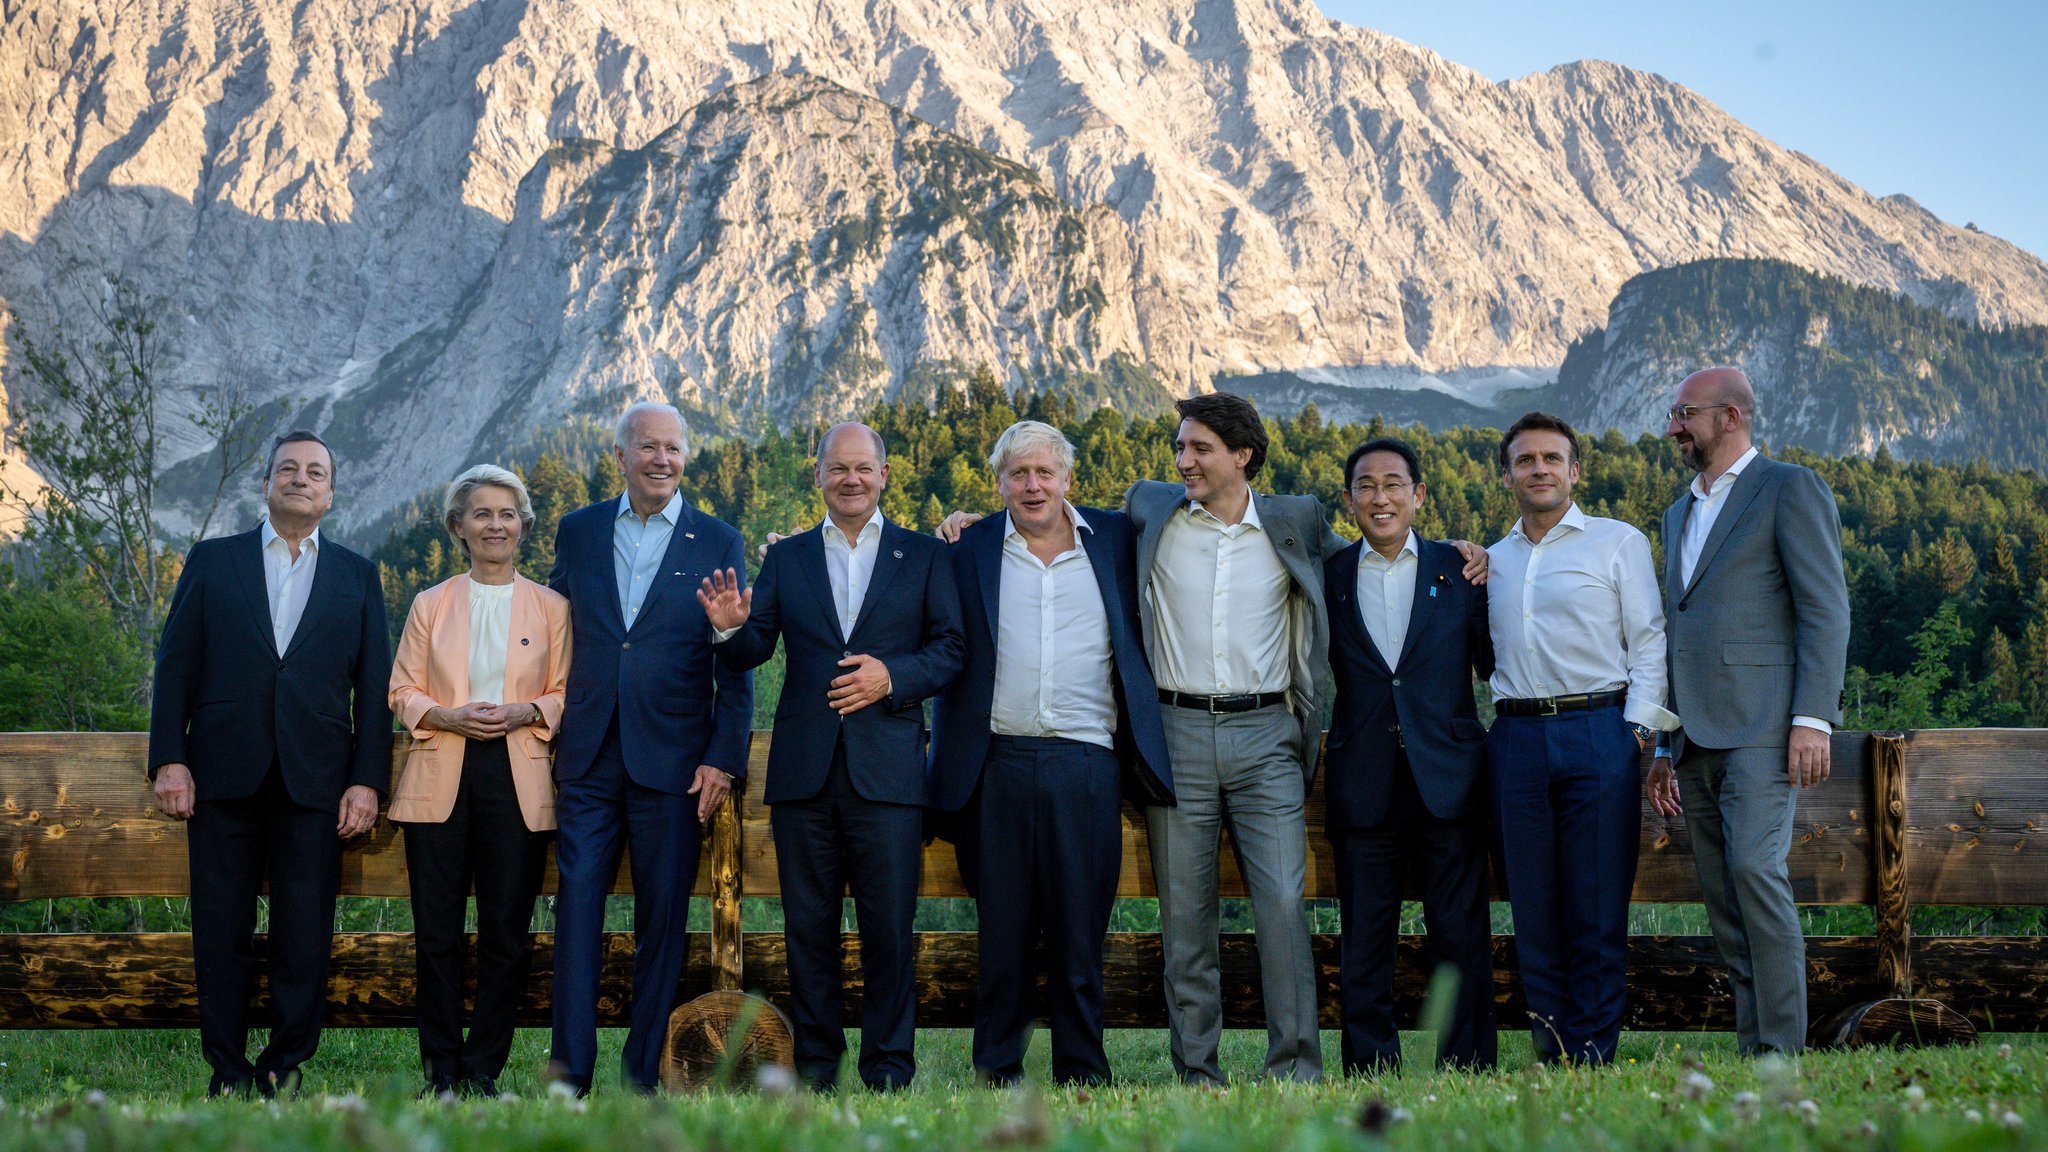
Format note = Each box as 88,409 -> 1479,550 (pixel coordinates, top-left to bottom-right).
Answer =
8,931 -> 2044,1033
1899,729 -> 2048,905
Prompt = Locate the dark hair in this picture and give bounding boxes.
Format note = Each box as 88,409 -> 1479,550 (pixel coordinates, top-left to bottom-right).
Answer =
1174,392 -> 1268,481
267,429 -> 336,479
1344,437 -> 1422,488
1497,412 -> 1579,471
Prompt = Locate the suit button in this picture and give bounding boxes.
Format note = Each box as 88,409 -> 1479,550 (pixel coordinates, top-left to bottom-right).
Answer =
844,650 -> 853,659
1391,677 -> 1402,687
1678,603 -> 1688,612
622,641 -> 632,651
1386,724 -> 1398,732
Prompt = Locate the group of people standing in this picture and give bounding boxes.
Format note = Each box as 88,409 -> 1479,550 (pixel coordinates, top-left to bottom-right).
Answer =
146,366 -> 1848,1099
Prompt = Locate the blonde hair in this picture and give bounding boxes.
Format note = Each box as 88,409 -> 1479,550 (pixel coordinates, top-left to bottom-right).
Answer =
986,420 -> 1075,477
442,464 -> 536,553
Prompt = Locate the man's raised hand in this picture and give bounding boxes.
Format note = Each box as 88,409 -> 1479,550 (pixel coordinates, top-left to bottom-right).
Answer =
696,567 -> 752,632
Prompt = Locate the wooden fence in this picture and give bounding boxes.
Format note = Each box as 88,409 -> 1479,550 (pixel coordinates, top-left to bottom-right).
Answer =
2,730 -> 2044,1033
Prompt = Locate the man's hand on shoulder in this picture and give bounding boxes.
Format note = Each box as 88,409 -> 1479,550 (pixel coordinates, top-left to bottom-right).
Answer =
153,763 -> 195,820
1450,540 -> 1490,585
935,511 -> 983,544
1787,725 -> 1831,789
757,526 -> 804,561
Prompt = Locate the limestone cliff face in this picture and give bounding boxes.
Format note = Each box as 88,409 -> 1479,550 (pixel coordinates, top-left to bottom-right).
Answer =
5,0 -> 2045,528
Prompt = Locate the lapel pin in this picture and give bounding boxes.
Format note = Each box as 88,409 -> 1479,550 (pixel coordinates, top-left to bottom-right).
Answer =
684,531 -> 696,539
1285,536 -> 1296,547
1429,587 -> 1438,598
521,637 -> 530,645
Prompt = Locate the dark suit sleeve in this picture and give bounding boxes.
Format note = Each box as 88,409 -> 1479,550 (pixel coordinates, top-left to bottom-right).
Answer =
548,514 -> 573,598
714,540 -> 782,672
147,545 -> 208,776
1466,564 -> 1496,682
349,557 -> 395,795
1777,466 -> 1852,725
705,529 -> 755,777
886,544 -> 967,707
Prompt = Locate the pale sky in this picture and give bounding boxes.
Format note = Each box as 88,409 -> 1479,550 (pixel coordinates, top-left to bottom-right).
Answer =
1319,0 -> 2047,260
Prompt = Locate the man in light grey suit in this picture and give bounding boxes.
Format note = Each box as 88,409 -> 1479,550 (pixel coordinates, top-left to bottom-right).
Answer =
1124,392 -> 1346,1084
1646,367 -> 1851,1054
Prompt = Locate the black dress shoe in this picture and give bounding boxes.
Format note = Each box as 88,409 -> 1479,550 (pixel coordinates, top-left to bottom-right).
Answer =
461,1074 -> 500,1098
256,1068 -> 304,1100
419,1075 -> 460,1101
206,1076 -> 255,1100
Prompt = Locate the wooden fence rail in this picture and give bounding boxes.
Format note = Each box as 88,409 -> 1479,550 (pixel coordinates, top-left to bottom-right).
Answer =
3,729 -> 2044,1033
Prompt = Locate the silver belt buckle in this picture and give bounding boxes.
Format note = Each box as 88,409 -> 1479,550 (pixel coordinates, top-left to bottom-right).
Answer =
1538,697 -> 1561,717
1209,694 -> 1229,714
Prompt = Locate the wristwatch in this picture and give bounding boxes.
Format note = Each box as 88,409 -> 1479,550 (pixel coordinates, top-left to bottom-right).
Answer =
1628,722 -> 1655,748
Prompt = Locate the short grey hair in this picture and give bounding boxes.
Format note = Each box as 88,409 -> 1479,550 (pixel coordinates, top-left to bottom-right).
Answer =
443,464 -> 536,553
987,420 -> 1075,477
615,401 -> 689,454
819,421 -> 887,463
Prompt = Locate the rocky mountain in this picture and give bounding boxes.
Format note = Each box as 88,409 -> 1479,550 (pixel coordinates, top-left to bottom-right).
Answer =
1545,259 -> 2048,471
5,0 -> 2048,530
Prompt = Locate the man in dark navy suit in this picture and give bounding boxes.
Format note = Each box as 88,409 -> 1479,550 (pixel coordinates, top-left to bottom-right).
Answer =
546,401 -> 753,1094
149,429 -> 392,1097
928,420 -> 1174,1087
699,422 -> 964,1090
1322,436 -> 1497,1074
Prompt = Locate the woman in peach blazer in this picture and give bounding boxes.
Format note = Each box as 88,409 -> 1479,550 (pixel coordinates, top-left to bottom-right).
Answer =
388,464 -> 571,1098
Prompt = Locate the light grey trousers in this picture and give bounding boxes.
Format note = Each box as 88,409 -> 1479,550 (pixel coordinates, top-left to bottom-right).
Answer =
1677,743 -> 1808,1052
1146,703 -> 1323,1084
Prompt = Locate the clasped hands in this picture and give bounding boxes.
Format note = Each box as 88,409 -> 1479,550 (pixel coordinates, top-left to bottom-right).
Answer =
699,567 -> 892,716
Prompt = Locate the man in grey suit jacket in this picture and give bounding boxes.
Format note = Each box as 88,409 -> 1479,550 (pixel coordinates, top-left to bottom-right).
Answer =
1646,367 -> 1851,1054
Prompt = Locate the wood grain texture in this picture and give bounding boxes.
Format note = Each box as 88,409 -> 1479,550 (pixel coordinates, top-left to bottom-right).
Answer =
1899,729 -> 2048,905
7,931 -> 2045,1032
3,731 -> 1903,905
1871,734 -> 1913,996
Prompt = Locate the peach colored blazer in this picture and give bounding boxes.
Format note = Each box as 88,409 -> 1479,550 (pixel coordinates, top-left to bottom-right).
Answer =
387,573 -> 571,831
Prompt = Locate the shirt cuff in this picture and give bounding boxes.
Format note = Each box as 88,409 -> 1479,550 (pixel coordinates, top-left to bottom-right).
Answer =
1653,744 -> 1671,761
1791,715 -> 1832,735
712,624 -> 741,643
1624,697 -> 1681,732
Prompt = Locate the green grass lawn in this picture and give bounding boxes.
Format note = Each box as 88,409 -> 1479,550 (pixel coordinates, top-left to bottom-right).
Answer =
1,1028 -> 2041,1151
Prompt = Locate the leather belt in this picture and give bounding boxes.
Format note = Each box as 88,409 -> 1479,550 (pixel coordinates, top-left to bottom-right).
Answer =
1496,688 -> 1626,717
1158,689 -> 1288,714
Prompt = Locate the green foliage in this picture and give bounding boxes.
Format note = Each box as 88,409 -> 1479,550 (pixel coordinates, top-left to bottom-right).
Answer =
0,575 -> 151,733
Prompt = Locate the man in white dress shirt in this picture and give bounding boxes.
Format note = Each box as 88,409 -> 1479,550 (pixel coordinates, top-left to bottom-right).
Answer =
1485,412 -> 1679,1065
1648,368 -> 1850,1053
928,420 -> 1175,1086
702,422 -> 965,1090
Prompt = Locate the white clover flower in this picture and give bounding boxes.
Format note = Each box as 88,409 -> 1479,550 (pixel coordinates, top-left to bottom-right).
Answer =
1797,1100 -> 1819,1125
1902,1084 -> 1927,1113
1966,1109 -> 1984,1123
1391,1108 -> 1414,1124
1731,1091 -> 1760,1121
546,1080 -> 580,1102
1677,1070 -> 1715,1100
1997,1044 -> 2013,1060
2002,1112 -> 2024,1129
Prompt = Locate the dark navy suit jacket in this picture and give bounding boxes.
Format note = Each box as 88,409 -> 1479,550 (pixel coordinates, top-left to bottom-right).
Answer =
929,507 -> 1174,813
548,496 -> 753,790
148,526 -> 393,809
1322,536 -> 1494,831
715,519 -> 965,806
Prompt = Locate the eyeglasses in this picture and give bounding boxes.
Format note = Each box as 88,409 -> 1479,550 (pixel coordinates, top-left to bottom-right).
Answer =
1347,482 -> 1412,499
1666,403 -> 1734,422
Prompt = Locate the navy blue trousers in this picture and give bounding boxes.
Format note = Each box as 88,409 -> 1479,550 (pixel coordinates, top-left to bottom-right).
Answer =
1486,705 -> 1641,1064
964,734 -> 1122,1085
771,742 -> 924,1090
549,718 -> 704,1091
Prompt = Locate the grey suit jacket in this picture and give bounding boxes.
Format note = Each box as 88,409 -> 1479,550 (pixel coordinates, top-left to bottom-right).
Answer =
1126,479 -> 1349,782
1661,453 -> 1851,754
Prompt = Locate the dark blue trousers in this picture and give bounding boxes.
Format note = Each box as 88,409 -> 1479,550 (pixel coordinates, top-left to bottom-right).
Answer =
1486,705 -> 1641,1064
771,742 -> 924,1090
965,734 -> 1122,1085
549,718 -> 704,1091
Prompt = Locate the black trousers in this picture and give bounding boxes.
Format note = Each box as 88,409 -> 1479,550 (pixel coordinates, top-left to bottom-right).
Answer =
770,740 -> 923,1090
1330,748 -> 1497,1075
968,734 -> 1122,1086
187,765 -> 342,1094
399,737 -> 550,1085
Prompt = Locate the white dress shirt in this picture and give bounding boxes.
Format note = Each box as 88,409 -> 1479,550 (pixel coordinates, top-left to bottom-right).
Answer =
260,519 -> 320,654
466,579 -> 515,705
1678,445 -> 1828,737
614,491 -> 682,628
1149,496 -> 1292,696
991,506 -> 1116,748
1487,503 -> 1680,731
1354,530 -> 1419,669
822,509 -> 884,640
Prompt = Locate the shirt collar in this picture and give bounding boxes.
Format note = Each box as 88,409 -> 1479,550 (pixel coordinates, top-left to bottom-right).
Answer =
1511,501 -> 1588,544
826,508 -> 885,546
1690,445 -> 1760,500
1359,529 -> 1419,566
1186,492 -> 1263,531
260,519 -> 320,556
616,490 -> 684,526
